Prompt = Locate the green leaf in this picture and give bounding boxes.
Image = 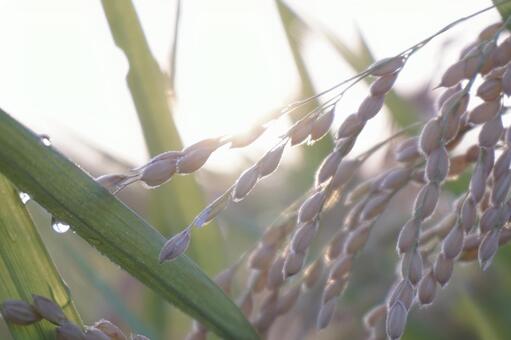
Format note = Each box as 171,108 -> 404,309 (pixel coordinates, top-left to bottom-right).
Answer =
0,174 -> 82,339
0,109 -> 258,340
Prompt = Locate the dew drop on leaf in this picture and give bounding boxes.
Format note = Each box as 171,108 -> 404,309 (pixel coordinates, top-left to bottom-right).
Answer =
51,216 -> 70,233
40,134 -> 52,146
19,192 -> 31,204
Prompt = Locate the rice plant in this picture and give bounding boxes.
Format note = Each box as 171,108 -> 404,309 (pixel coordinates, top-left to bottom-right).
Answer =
2,1 -> 511,339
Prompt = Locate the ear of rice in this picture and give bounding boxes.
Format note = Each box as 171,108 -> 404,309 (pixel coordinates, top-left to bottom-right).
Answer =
159,228 -> 191,262
370,73 -> 398,96
233,166 -> 260,202
386,301 -> 408,340
442,224 -> 465,260
56,323 -> 85,339
336,113 -> 365,139
478,228 -> 501,271
0,300 -> 42,325
417,269 -> 437,306
357,95 -> 385,121
32,294 -> 67,325
310,108 -> 335,141
316,299 -> 337,329
368,56 -> 404,76
433,253 -> 454,287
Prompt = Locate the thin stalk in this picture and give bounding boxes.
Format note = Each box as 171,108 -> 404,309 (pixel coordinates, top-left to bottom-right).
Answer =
169,0 -> 182,92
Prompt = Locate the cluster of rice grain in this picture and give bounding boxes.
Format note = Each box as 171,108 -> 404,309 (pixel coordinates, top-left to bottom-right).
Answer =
157,101 -> 340,261
93,10 -> 511,340
245,214 -> 306,335
0,296 -> 147,340
97,44 -> 410,264
234,127 -> 418,335
370,21 -> 511,340
315,165 -> 414,330
476,128 -> 511,270
382,21 -> 511,340
182,18 -> 511,338
281,56 -> 406,283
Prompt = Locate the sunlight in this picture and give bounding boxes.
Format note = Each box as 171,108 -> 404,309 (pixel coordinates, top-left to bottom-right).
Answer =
174,1 -> 299,166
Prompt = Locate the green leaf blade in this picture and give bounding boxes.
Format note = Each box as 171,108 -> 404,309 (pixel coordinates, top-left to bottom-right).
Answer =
0,109 -> 257,340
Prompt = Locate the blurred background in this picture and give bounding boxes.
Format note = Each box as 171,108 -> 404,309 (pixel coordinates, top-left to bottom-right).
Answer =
0,0 -> 510,339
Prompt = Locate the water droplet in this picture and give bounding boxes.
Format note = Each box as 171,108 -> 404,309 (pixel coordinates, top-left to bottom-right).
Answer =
52,222 -> 70,233
19,192 -> 31,204
50,216 -> 70,233
39,134 -> 52,146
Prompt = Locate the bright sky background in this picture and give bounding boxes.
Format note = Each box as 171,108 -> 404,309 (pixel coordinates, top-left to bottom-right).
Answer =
0,0 -> 502,171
